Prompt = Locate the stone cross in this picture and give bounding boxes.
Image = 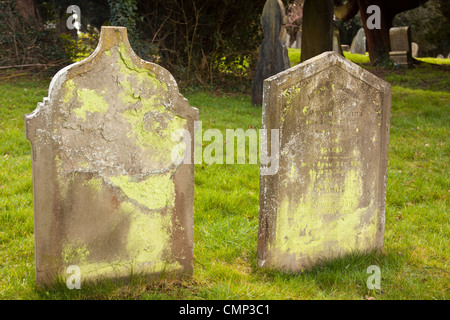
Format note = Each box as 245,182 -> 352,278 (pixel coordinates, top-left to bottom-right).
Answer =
257,52 -> 392,272
25,27 -> 198,287
252,0 -> 290,106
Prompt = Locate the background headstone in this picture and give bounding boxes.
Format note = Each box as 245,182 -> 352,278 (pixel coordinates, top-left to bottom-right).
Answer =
252,0 -> 290,106
257,52 -> 391,272
25,27 -> 198,287
350,28 -> 366,55
341,44 -> 350,52
300,0 -> 334,62
411,42 -> 419,58
436,54 -> 444,59
389,26 -> 413,67
333,29 -> 344,56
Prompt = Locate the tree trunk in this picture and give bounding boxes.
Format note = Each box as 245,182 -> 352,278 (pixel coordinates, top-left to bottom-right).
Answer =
15,0 -> 40,21
301,0 -> 334,62
358,0 -> 392,65
334,0 -> 430,65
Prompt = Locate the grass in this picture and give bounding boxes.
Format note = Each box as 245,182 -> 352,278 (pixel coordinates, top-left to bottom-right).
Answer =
0,60 -> 449,300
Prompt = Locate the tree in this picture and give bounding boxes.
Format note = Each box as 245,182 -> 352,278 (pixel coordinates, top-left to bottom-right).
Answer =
334,0 -> 430,65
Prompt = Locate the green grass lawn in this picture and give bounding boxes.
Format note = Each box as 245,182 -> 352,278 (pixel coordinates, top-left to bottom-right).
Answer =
0,61 -> 448,300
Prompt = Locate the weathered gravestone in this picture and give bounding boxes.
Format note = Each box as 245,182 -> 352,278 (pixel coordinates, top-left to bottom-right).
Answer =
25,26 -> 198,287
350,28 -> 366,55
257,52 -> 391,271
389,27 -> 413,67
411,42 -> 419,58
436,54 -> 444,59
252,0 -> 290,106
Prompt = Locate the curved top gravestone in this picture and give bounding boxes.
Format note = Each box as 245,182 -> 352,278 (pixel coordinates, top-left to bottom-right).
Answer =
25,26 -> 198,287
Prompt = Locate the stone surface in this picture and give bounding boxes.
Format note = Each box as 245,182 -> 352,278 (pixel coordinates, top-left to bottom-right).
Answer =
389,27 -> 413,67
436,54 -> 444,59
411,42 -> 419,58
350,28 -> 366,55
25,27 -> 198,287
252,0 -> 290,106
300,0 -> 334,62
257,52 -> 391,272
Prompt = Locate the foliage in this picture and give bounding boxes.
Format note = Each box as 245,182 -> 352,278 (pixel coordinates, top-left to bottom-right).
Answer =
0,0 -> 67,69
59,32 -> 99,62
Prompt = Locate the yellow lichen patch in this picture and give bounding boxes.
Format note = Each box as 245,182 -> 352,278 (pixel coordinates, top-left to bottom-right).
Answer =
62,240 -> 90,264
117,43 -> 168,93
273,148 -> 378,263
110,173 -> 175,211
73,88 -> 109,121
120,202 -> 179,270
63,79 -> 76,103
122,98 -> 187,164
82,177 -> 103,193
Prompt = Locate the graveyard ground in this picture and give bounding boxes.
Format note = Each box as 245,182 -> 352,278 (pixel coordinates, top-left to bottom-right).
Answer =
0,61 -> 448,300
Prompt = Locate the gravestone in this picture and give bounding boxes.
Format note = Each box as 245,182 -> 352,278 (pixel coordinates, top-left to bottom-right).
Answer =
341,44 -> 350,52
293,31 -> 302,49
333,29 -> 344,56
436,54 -> 444,59
389,27 -> 413,67
447,53 -> 450,59
252,0 -> 290,106
300,0 -> 334,62
411,42 -> 419,58
25,26 -> 198,287
350,28 -> 366,55
257,51 -> 391,272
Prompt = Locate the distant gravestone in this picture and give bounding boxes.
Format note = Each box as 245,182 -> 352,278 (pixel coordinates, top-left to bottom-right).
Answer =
333,29 -> 344,56
436,54 -> 444,59
447,53 -> 450,59
411,42 -> 419,58
25,27 -> 198,287
257,52 -> 392,272
252,0 -> 290,106
389,27 -> 413,67
350,28 -> 366,55
295,31 -> 302,49
341,44 -> 350,52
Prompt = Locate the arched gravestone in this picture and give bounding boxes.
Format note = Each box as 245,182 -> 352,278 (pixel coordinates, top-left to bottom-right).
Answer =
25,27 -> 198,286
252,0 -> 290,106
257,52 -> 392,272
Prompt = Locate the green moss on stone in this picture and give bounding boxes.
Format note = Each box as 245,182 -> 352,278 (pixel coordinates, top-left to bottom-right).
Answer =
73,88 -> 109,121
